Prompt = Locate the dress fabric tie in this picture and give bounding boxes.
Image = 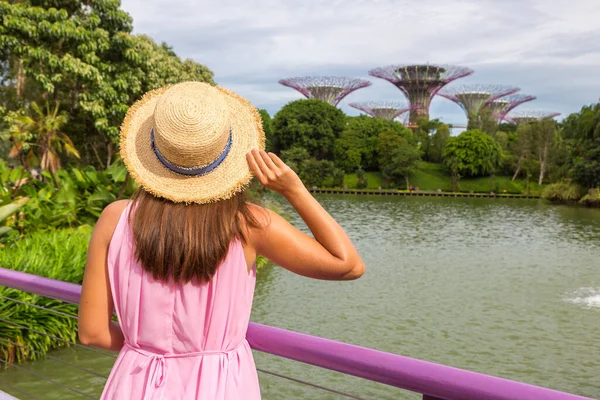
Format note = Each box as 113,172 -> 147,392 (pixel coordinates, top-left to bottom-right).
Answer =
124,341 -> 245,399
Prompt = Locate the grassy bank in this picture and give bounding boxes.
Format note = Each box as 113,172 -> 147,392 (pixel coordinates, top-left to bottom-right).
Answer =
0,223 -> 270,364
341,163 -> 546,196
0,227 -> 91,364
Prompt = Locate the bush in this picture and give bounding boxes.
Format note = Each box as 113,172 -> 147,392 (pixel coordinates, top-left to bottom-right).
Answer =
300,159 -> 334,188
356,167 -> 368,189
0,227 -> 91,363
580,188 -> 600,207
542,182 -> 584,203
272,99 -> 346,159
443,130 -> 502,177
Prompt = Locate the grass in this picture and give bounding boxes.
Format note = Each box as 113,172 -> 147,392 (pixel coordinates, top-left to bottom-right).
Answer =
0,217 -> 273,365
0,226 -> 92,364
339,162 -> 547,195
343,171 -> 385,190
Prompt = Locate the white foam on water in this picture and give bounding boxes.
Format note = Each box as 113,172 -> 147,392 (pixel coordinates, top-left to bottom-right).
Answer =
564,287 -> 600,309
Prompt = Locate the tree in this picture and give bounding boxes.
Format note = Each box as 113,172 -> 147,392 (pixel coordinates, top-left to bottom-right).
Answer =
381,138 -> 421,188
561,102 -> 600,189
378,131 -> 421,187
334,115 -> 412,171
442,129 -> 502,177
0,1 -> 214,167
529,119 -> 559,185
280,146 -> 310,175
467,108 -> 498,135
258,109 -> 275,152
272,99 -> 346,160
427,123 -> 450,163
509,123 -> 533,181
413,118 -> 441,160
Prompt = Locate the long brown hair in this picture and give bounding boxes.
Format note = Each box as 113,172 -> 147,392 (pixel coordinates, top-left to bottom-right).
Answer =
129,188 -> 260,283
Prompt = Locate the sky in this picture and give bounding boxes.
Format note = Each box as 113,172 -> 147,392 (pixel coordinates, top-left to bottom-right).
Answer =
120,0 -> 600,127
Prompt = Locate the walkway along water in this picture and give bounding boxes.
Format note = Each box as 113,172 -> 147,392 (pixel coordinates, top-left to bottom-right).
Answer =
308,188 -> 541,199
0,267 -> 592,400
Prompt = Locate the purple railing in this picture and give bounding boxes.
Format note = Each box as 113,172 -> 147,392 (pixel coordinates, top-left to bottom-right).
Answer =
0,267 -> 592,400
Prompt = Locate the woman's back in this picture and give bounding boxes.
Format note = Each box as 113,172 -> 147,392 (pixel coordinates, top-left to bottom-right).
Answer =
101,203 -> 260,399
78,82 -> 364,400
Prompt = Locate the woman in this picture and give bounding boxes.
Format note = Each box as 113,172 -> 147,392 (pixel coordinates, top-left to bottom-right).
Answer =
78,82 -> 365,399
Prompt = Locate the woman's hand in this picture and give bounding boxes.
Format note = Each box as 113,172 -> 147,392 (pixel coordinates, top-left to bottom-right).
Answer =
246,149 -> 305,197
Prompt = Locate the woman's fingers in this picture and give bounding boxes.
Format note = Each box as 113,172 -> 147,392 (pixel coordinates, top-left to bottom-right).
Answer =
268,152 -> 286,168
259,150 -> 278,171
246,152 -> 264,181
250,149 -> 274,181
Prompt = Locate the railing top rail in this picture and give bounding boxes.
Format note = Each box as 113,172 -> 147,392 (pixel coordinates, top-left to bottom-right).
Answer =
0,267 -> 591,400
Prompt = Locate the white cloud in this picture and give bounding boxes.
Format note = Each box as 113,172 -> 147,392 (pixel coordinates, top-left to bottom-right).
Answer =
121,0 -> 600,121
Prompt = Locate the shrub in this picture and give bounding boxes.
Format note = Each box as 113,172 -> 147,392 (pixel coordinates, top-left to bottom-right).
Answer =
580,188 -> 600,207
542,182 -> 584,203
0,227 -> 91,363
356,167 -> 368,189
443,130 -> 502,177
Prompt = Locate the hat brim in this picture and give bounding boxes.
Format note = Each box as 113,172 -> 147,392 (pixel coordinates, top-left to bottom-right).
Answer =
120,85 -> 265,204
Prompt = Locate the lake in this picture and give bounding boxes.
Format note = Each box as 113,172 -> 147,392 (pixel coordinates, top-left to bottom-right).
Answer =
1,195 -> 599,399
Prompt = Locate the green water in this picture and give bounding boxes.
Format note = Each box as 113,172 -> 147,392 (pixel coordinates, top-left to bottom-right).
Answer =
2,196 -> 600,399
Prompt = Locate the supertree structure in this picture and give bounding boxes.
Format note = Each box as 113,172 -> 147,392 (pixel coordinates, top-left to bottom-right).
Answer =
485,94 -> 537,122
437,84 -> 520,119
278,76 -> 372,106
368,64 -> 473,123
504,110 -> 561,124
348,101 -> 418,121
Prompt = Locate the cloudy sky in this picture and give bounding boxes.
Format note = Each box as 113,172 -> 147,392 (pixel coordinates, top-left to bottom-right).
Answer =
121,0 -> 599,126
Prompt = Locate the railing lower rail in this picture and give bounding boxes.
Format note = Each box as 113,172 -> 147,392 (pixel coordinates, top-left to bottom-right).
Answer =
0,267 -> 592,400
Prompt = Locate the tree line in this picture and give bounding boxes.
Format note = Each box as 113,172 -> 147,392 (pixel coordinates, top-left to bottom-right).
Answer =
260,98 -> 600,203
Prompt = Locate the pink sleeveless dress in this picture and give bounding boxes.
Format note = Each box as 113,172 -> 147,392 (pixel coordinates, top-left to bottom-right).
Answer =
101,204 -> 261,399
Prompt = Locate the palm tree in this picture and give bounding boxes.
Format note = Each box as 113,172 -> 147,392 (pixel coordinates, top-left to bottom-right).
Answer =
6,102 -> 79,186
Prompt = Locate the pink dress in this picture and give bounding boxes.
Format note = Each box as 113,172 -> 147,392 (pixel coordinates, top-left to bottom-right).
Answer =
101,204 -> 261,399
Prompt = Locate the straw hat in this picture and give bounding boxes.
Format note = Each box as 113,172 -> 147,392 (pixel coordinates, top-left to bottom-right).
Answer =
120,82 -> 265,204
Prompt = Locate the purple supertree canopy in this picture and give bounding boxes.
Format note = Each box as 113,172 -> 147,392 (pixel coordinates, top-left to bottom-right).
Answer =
367,64 -> 474,123
504,110 -> 561,124
485,94 -> 537,122
348,101 -> 418,121
437,84 -> 520,117
278,76 -> 372,106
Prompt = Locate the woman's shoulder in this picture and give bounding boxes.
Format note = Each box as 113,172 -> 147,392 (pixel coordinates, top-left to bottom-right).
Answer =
94,200 -> 133,243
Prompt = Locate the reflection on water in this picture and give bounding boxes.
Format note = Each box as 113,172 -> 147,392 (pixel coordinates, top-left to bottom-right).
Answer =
1,195 -> 600,399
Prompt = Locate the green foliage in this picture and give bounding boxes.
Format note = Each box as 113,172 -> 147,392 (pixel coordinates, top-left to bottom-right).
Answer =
334,129 -> 367,172
4,101 -> 78,175
0,159 -> 135,233
258,109 -> 275,153
561,102 -> 600,189
342,171 -> 384,190
443,129 -> 502,177
0,0 -> 214,166
280,146 -> 310,174
334,116 -> 412,171
355,166 -> 368,189
300,159 -> 334,188
413,118 -> 442,159
0,197 -> 28,239
580,188 -> 600,207
332,168 -> 345,188
272,99 -> 345,159
381,142 -> 421,188
542,181 -> 584,203
378,131 -> 421,188
0,226 -> 91,363
427,123 -> 450,163
280,146 -> 335,188
467,108 -> 498,135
